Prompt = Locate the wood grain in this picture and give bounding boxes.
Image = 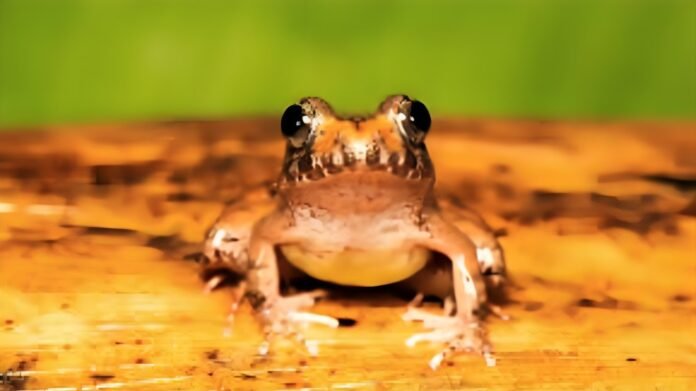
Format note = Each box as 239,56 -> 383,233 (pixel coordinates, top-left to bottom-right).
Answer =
0,119 -> 694,390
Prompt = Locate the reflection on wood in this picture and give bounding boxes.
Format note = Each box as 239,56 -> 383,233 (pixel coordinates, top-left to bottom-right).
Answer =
0,119 -> 694,390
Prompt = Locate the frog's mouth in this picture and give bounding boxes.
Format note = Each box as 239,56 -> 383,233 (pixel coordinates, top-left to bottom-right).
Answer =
278,244 -> 431,287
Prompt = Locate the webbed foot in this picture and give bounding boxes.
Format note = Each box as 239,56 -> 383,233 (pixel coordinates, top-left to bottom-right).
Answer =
403,309 -> 495,369
255,290 -> 339,357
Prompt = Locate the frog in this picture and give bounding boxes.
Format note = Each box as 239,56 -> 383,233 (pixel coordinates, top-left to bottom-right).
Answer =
202,95 -> 507,369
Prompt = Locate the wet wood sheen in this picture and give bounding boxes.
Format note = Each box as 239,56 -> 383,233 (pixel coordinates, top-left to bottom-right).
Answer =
0,119 -> 694,390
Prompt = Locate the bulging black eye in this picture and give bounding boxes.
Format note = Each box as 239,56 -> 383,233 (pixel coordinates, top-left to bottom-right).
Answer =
280,104 -> 305,137
409,100 -> 431,133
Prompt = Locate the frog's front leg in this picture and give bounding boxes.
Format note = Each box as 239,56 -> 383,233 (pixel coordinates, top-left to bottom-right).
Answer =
246,211 -> 339,356
406,212 -> 495,369
440,201 -> 507,289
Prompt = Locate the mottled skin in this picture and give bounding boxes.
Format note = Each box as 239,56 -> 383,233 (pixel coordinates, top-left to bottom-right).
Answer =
203,95 -> 506,368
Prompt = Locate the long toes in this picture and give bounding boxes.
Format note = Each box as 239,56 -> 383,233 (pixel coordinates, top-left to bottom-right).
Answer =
292,332 -> 320,357
288,311 -> 339,328
281,290 -> 328,309
401,307 -> 439,322
407,292 -> 425,308
405,330 -> 459,347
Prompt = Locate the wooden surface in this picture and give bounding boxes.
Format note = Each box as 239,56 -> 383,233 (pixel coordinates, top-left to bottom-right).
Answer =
0,119 -> 694,390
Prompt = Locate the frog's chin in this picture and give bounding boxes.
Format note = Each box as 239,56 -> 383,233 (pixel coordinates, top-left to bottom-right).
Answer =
279,245 -> 431,287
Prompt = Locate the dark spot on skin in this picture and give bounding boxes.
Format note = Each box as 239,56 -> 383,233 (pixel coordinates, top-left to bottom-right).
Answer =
90,373 -> 115,382
671,294 -> 691,302
337,317 -> 358,327
523,301 -> 544,311
625,357 -> 638,362
205,349 -> 219,360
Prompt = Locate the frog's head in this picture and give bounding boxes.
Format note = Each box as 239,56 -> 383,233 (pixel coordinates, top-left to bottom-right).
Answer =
277,95 -> 434,185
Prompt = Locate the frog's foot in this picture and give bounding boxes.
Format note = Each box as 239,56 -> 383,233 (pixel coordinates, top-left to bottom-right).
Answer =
403,311 -> 495,370
403,293 -> 456,318
256,290 -> 339,357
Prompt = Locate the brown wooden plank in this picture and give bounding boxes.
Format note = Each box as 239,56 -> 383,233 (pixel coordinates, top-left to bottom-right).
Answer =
1,119 -> 694,390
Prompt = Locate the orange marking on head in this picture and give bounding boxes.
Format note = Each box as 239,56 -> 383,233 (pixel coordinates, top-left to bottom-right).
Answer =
370,115 -> 405,153
311,118 -> 343,154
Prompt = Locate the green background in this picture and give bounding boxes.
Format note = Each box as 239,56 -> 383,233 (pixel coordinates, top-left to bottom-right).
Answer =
0,0 -> 694,128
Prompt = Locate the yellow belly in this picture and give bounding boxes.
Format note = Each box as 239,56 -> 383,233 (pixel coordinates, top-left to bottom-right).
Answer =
280,245 -> 430,287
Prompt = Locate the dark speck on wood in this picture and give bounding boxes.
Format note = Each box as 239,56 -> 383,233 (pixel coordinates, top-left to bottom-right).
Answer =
90,373 -> 115,382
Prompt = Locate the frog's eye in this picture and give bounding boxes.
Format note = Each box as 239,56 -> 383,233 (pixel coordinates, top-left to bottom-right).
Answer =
280,104 -> 307,137
408,100 -> 431,133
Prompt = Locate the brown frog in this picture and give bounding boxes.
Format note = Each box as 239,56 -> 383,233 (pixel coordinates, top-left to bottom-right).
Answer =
203,95 -> 506,369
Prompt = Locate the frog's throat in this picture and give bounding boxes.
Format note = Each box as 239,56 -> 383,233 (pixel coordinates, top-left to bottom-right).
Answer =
279,245 -> 431,287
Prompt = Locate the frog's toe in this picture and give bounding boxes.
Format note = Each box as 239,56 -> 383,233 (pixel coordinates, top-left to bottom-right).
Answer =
256,292 -> 338,357
404,314 -> 494,370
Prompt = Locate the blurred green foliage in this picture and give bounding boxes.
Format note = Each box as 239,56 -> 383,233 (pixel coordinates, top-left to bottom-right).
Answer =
0,0 -> 694,128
